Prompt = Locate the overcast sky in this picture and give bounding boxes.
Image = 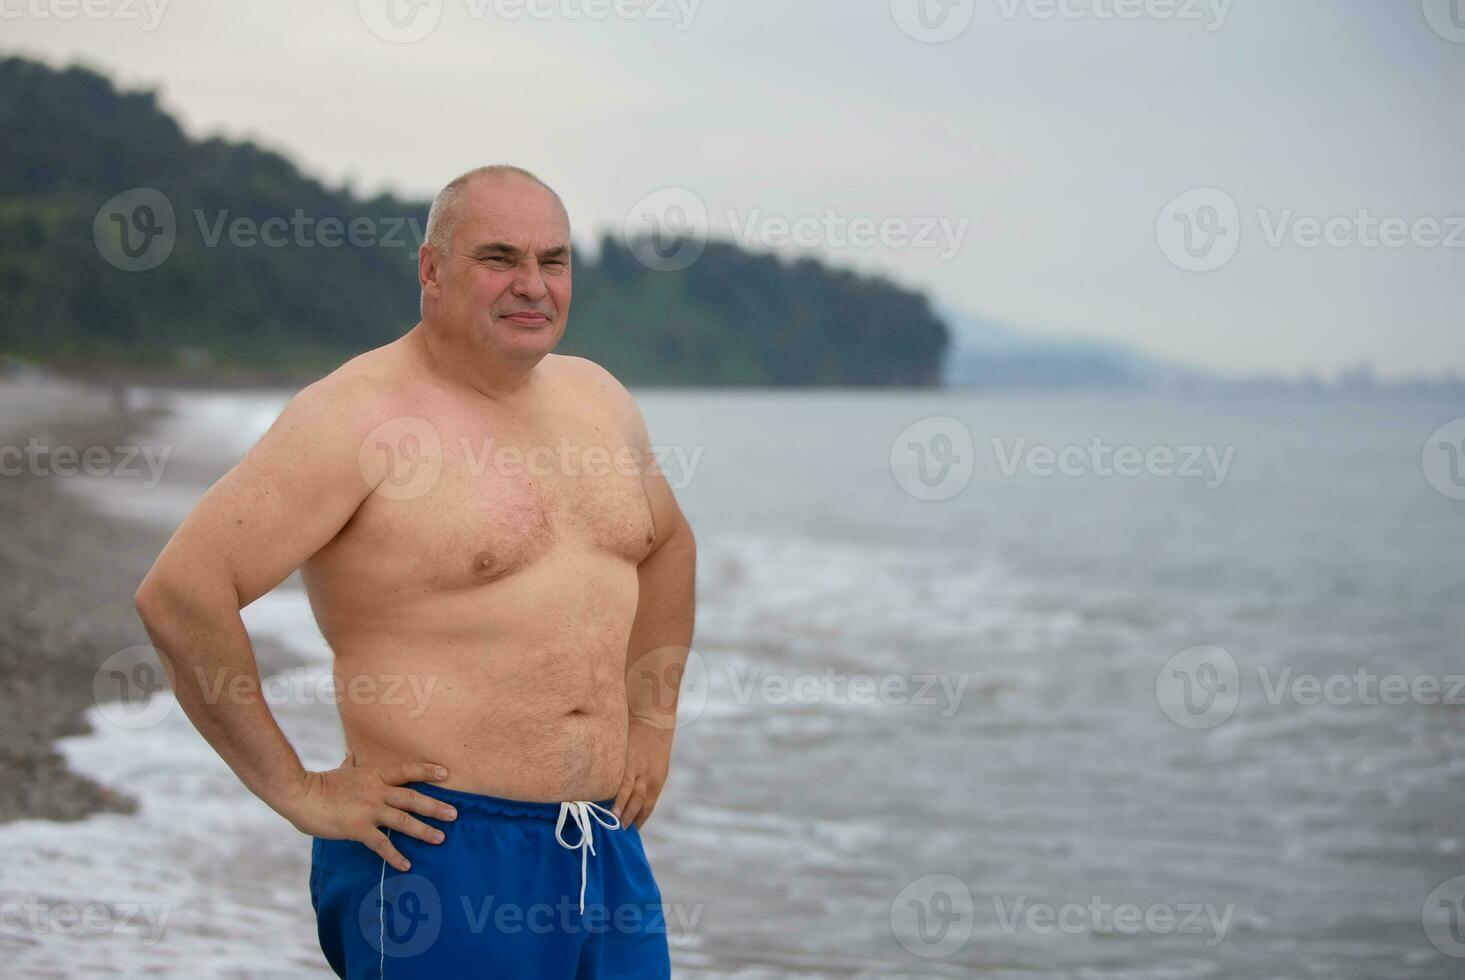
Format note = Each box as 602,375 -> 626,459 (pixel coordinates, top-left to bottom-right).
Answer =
8,0 -> 1463,380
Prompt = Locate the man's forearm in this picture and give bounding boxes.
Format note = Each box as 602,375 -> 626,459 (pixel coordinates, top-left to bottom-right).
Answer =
134,577 -> 307,820
624,522 -> 696,728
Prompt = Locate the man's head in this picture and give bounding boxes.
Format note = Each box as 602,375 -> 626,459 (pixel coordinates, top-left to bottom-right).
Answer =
418,165 -> 572,364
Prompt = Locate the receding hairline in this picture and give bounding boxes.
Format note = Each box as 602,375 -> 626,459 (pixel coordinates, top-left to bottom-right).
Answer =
424,165 -> 569,253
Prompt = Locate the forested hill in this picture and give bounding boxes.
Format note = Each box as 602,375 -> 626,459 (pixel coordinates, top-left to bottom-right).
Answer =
0,55 -> 949,386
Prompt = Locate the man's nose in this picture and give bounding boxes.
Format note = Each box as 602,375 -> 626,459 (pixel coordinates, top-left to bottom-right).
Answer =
511,260 -> 549,301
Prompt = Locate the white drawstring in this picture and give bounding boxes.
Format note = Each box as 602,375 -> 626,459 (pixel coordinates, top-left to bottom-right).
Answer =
554,801 -> 621,914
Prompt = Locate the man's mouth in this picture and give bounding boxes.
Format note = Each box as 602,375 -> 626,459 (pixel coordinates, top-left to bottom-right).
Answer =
501,311 -> 551,325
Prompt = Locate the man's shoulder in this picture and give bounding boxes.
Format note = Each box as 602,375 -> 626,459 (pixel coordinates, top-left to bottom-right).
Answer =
547,353 -> 634,405
546,353 -> 645,438
275,341 -> 412,437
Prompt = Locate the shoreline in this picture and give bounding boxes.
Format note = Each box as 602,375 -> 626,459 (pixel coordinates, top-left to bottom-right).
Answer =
0,385 -> 162,823
0,379 -> 303,825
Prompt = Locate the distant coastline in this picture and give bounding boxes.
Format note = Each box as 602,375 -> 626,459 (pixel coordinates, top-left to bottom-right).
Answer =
939,308 -> 1465,399
1,55 -> 947,390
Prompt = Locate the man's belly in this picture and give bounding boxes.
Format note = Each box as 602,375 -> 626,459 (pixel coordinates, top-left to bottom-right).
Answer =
305,555 -> 638,802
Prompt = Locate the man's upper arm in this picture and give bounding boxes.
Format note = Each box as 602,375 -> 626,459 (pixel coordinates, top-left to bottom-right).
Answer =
586,363 -> 691,553
141,376 -> 386,610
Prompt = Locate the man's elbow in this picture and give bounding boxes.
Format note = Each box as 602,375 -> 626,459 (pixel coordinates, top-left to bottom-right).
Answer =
134,566 -> 183,635
133,565 -> 227,646
134,570 -> 163,622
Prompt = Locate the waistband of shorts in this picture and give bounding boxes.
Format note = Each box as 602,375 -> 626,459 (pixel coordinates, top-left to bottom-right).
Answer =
405,782 -> 617,820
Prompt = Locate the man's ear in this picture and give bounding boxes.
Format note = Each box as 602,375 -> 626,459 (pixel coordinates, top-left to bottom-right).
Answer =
418,243 -> 439,295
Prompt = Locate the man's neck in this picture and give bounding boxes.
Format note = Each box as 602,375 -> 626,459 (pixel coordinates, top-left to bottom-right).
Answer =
408,319 -> 544,403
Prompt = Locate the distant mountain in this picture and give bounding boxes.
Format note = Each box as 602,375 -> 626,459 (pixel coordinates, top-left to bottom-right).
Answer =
0,55 -> 947,387
934,308 -> 1029,352
939,308 -> 1465,397
938,307 -> 1205,390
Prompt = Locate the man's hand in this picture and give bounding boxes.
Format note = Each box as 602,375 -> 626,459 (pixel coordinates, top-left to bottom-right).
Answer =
281,755 -> 458,872
612,717 -> 675,829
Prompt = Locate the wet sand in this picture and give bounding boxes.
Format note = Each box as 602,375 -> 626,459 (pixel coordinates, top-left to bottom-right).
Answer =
0,379 -> 158,823
0,379 -> 297,825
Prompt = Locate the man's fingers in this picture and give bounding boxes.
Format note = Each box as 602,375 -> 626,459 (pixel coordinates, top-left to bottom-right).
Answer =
380,762 -> 449,786
612,776 -> 634,822
385,786 -> 458,822
365,831 -> 411,873
378,807 -> 445,845
620,788 -> 646,829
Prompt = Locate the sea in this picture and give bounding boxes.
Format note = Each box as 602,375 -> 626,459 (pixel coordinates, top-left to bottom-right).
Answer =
2,387 -> 1463,978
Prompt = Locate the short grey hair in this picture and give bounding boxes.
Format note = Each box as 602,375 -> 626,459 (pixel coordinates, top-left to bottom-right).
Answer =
423,165 -> 568,253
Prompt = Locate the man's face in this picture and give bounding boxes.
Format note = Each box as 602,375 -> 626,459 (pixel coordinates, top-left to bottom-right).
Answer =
423,176 -> 573,361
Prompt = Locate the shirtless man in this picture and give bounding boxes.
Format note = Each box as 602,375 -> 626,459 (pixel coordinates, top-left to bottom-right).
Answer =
134,165 -> 695,977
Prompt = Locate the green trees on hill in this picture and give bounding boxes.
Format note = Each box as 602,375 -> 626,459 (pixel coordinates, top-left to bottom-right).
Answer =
0,55 -> 948,385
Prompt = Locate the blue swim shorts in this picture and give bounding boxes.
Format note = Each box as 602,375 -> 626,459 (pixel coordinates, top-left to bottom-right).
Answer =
309,782 -> 672,978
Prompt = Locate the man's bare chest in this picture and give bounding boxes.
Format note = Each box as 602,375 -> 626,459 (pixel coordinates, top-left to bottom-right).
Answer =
340,409 -> 656,590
